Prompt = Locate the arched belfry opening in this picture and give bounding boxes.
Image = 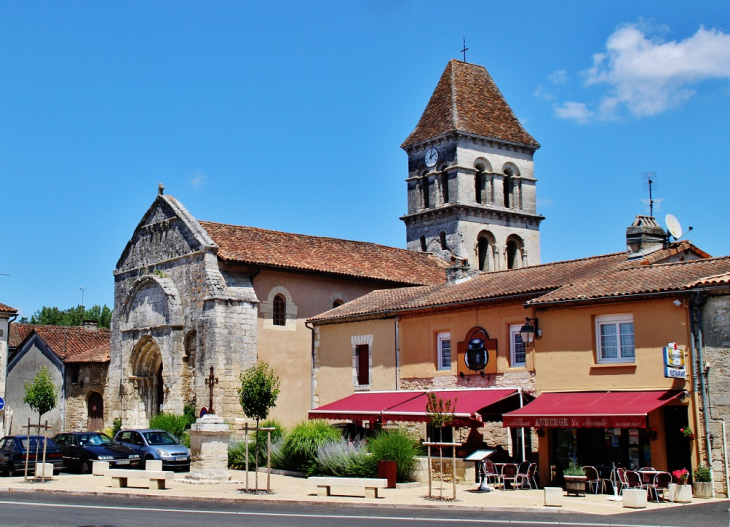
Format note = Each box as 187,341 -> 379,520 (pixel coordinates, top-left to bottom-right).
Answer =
130,336 -> 165,423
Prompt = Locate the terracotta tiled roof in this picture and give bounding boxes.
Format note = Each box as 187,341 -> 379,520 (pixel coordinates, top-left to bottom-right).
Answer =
0,302 -> 17,314
311,250 -> 730,322
687,272 -> 730,287
8,323 -> 34,348
638,241 -> 710,265
311,252 -> 631,322
199,221 -> 449,286
402,60 -> 539,149
529,256 -> 730,305
10,324 -> 110,363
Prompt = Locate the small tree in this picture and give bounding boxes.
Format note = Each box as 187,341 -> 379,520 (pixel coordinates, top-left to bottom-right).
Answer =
425,392 -> 457,442
238,362 -> 281,478
24,365 -> 58,427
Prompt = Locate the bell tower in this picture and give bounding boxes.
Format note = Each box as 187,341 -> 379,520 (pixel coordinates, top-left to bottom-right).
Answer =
401,59 -> 543,271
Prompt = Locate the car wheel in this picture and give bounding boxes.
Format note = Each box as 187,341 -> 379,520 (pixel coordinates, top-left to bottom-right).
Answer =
80,459 -> 92,475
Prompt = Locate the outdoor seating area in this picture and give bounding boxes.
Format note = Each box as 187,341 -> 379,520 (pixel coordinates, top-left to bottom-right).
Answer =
580,465 -> 675,503
477,460 -> 538,491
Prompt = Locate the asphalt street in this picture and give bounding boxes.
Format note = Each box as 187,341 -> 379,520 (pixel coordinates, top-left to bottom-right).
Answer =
0,491 -> 728,527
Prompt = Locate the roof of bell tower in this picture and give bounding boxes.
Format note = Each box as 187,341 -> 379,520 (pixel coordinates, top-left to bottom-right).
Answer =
401,59 -> 539,149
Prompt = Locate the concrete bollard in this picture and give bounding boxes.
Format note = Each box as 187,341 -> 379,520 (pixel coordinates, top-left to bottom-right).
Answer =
92,461 -> 110,476
544,487 -> 563,507
34,463 -> 55,478
623,488 -> 647,508
146,460 -> 163,471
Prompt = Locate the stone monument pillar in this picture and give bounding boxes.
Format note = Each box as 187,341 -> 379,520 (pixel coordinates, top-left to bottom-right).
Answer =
183,414 -> 231,483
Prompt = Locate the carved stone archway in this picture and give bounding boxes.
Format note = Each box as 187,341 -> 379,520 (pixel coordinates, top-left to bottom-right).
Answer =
130,336 -> 165,424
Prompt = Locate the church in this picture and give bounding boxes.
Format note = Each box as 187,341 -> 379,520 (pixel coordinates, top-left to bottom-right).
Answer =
105,58 -> 542,428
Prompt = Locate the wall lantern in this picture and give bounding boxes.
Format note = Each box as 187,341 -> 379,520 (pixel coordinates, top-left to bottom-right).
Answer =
520,317 -> 540,346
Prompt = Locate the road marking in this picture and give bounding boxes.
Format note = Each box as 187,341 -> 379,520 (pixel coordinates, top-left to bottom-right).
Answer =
0,500 -> 682,527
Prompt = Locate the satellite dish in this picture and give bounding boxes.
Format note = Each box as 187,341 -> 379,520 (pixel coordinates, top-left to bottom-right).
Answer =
665,214 -> 683,239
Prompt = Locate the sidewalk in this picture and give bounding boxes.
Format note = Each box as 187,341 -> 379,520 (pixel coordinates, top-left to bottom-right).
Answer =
0,469 -> 723,515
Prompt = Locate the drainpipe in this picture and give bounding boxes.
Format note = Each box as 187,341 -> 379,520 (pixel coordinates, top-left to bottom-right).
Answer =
518,386 -> 525,462
690,293 -> 713,496
394,316 -> 400,391
305,321 -> 315,412
61,363 -> 66,433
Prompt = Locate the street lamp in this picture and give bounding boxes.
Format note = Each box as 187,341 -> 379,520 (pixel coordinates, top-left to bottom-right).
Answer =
520,317 -> 539,346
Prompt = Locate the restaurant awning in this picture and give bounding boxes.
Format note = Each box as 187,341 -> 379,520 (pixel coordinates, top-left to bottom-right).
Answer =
307,391 -> 423,421
309,388 -> 520,427
382,389 -> 519,426
502,390 -> 682,429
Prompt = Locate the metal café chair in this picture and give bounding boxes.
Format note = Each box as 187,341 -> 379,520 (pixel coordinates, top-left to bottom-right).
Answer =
516,462 -> 537,489
625,470 -> 646,490
501,463 -> 519,490
615,467 -> 630,495
582,466 -> 605,494
646,472 -> 672,503
482,460 -> 500,487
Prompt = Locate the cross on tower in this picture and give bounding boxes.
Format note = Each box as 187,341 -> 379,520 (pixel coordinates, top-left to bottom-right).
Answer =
461,37 -> 469,62
205,365 -> 219,414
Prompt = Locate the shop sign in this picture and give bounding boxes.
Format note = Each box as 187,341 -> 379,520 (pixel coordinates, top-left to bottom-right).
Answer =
503,414 -> 647,429
663,342 -> 686,379
457,327 -> 498,376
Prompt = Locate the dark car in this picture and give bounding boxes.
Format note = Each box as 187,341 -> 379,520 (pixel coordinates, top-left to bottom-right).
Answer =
114,429 -> 191,471
0,435 -> 64,476
53,432 -> 140,473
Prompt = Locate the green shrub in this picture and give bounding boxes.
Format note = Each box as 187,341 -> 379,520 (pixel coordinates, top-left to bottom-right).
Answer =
693,464 -> 712,482
228,440 -> 249,469
316,439 -> 375,478
111,417 -> 123,438
184,404 -> 196,423
149,412 -> 194,440
367,429 -> 422,482
562,461 -> 584,476
282,420 -> 341,475
250,420 -> 285,466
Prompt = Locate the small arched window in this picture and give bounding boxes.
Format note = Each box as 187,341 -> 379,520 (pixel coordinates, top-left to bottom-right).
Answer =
506,235 -> 524,269
422,175 -> 430,208
439,231 -> 448,250
333,299 -> 344,309
477,231 -> 496,271
475,166 -> 486,204
273,294 -> 286,326
503,169 -> 513,209
440,169 -> 449,204
420,235 -> 427,252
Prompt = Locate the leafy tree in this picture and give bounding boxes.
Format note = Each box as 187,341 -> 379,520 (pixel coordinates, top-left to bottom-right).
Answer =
23,365 -> 59,427
20,304 -> 112,328
425,392 -> 457,442
238,362 -> 281,475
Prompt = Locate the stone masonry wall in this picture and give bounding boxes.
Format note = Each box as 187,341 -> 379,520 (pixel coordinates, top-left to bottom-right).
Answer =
65,363 -> 109,432
701,294 -> 730,497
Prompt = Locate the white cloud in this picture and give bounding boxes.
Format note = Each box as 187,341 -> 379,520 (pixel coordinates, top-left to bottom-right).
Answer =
191,172 -> 208,189
585,24 -> 730,117
553,102 -> 593,124
533,84 -> 554,101
548,69 -> 568,85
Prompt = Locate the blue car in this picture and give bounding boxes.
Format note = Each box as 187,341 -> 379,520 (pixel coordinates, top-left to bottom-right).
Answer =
0,435 -> 64,476
114,429 -> 191,471
53,432 -> 140,473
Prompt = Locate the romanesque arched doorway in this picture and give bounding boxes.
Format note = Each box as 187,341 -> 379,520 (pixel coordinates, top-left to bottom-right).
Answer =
87,392 -> 104,432
130,336 -> 165,423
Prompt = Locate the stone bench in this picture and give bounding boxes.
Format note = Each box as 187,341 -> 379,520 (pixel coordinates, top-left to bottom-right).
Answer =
106,468 -> 174,490
308,477 -> 389,498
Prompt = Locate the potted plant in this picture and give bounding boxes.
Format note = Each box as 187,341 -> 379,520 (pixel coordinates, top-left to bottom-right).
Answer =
681,426 -> 695,440
692,465 -> 712,498
670,468 -> 692,503
562,461 -> 587,496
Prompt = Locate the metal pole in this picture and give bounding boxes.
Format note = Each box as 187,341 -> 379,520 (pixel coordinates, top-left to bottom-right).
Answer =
244,423 -> 249,492
24,418 -> 30,480
723,420 -> 729,497
267,430 -> 271,493
41,421 -> 48,483
427,440 -> 432,499
452,442 -> 456,500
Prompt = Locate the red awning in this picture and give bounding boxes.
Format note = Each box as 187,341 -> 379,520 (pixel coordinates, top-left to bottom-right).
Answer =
307,391 -> 423,421
502,390 -> 682,429
382,389 -> 519,426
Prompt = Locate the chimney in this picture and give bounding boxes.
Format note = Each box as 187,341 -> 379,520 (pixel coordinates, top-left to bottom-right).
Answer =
82,320 -> 98,331
626,215 -> 666,259
445,259 -> 479,284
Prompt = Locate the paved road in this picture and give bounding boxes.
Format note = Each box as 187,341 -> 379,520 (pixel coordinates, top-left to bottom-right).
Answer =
0,491 -> 727,527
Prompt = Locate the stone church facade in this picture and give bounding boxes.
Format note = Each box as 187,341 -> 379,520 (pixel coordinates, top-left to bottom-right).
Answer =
106,190 -> 447,428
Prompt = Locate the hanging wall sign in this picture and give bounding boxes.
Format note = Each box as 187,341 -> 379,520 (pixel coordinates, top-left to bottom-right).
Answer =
457,327 -> 498,376
663,342 -> 686,379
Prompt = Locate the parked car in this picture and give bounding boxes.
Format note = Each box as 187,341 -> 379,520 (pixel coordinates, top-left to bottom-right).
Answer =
114,429 -> 191,471
53,432 -> 140,473
0,435 -> 64,476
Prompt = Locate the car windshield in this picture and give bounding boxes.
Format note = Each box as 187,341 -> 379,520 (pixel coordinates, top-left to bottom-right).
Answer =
21,437 -> 57,449
80,433 -> 114,446
143,431 -> 177,445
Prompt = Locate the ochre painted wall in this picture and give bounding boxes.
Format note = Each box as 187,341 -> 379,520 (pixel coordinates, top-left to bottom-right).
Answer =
314,319 -> 397,408
254,269 -> 386,426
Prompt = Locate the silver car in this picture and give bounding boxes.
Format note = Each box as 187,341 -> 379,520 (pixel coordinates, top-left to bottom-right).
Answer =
114,429 -> 191,471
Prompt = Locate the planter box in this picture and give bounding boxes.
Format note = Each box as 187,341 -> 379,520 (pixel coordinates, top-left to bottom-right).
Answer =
564,475 -> 587,496
669,483 -> 693,503
693,481 -> 712,498
623,488 -> 647,508
544,487 -> 563,507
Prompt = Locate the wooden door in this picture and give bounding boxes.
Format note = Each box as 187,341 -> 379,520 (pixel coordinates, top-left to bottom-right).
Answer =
87,392 -> 104,432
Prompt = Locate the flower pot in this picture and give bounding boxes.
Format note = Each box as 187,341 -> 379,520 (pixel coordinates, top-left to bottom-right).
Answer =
693,481 -> 712,498
563,475 -> 587,496
669,483 -> 693,503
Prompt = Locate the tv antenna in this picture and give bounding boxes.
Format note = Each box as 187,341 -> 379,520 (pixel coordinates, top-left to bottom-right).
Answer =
641,171 -> 662,216
665,213 -> 693,242
79,287 -> 86,307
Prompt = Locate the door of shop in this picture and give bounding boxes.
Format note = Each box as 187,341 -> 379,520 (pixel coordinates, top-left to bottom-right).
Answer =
663,405 -> 691,473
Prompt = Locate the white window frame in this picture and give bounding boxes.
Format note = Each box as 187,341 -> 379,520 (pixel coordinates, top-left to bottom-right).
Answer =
595,314 -> 635,363
509,324 -> 526,367
437,332 -> 451,371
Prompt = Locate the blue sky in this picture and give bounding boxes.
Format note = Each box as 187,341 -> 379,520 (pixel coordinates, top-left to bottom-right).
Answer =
2,1 -> 729,318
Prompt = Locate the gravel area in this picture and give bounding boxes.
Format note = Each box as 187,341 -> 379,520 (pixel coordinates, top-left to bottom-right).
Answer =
0,470 -> 721,515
